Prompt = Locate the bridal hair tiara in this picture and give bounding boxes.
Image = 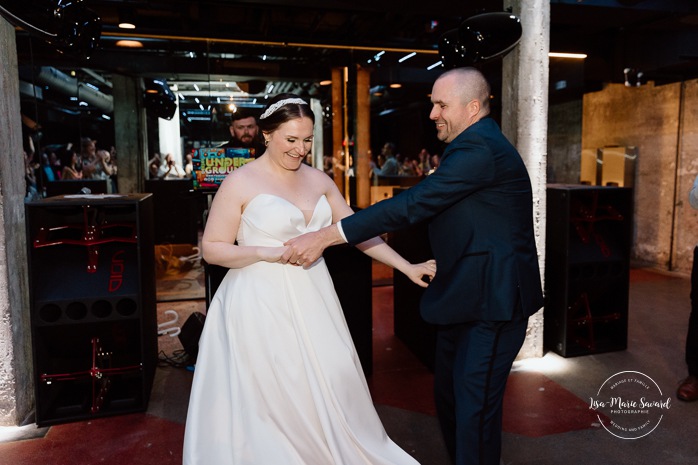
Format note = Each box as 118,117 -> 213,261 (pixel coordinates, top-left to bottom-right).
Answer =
259,98 -> 308,119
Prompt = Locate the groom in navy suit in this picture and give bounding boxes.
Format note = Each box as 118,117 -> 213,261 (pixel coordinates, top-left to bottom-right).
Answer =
284,67 -> 544,465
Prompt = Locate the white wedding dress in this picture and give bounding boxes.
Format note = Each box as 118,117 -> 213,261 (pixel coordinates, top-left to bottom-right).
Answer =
183,193 -> 419,465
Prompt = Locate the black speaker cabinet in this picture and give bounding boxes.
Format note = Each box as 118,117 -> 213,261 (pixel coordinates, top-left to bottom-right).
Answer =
545,185 -> 633,357
25,194 -> 156,426
144,179 -> 198,245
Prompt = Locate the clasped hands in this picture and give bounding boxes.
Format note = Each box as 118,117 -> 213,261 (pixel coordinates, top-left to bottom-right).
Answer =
280,230 -> 437,288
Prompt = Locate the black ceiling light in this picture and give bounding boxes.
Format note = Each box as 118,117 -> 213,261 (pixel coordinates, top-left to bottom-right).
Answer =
118,6 -> 136,30
458,12 -> 522,64
143,78 -> 177,120
438,28 -> 470,69
0,0 -> 101,59
438,11 -> 523,69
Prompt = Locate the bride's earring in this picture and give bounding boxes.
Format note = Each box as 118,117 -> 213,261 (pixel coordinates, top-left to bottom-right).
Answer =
264,138 -> 269,146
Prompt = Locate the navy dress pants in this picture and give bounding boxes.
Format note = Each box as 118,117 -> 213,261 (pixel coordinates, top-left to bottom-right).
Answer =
433,311 -> 528,465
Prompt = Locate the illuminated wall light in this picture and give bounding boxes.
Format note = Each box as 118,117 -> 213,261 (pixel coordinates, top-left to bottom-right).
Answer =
389,83 -> 402,89
79,101 -> 88,106
199,104 -> 205,111
178,93 -> 185,100
194,97 -> 200,104
398,52 -> 416,63
193,84 -> 200,91
427,61 -> 443,70
228,103 -> 237,112
102,114 -> 111,120
319,80 -> 332,86
85,82 -> 99,91
548,52 -> 587,59
115,40 -> 143,48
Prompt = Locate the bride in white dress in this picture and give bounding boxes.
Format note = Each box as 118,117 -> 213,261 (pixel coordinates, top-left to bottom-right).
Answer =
183,94 -> 436,465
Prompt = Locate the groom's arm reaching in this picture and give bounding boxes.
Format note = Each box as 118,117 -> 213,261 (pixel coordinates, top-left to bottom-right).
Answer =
282,223 -> 347,265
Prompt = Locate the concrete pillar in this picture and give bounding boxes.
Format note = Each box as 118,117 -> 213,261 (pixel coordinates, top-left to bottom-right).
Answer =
112,75 -> 148,194
502,0 -> 550,358
0,17 -> 34,426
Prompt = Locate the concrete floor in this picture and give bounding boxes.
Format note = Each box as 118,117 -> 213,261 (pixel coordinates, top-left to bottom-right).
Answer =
1,267 -> 697,464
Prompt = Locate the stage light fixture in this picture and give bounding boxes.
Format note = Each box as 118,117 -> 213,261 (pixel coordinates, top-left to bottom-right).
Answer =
143,78 -> 177,120
438,11 -> 522,69
458,12 -> 522,64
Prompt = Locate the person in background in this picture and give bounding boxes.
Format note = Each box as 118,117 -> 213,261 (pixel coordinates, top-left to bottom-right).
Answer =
183,93 -> 435,465
148,152 -> 162,179
414,148 -> 433,177
184,153 -> 194,178
282,67 -> 544,465
158,153 -> 185,179
220,108 -> 266,157
429,152 -> 441,174
96,149 -> 117,192
79,137 -> 99,179
58,144 -> 82,180
371,142 -> 400,177
678,173 -> 698,401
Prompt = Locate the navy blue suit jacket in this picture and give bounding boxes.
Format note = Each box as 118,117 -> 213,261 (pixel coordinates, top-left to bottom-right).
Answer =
340,117 -> 543,325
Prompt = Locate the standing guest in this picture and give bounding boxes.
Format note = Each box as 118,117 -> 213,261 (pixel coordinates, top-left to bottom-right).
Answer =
429,152 -> 441,174
184,153 -> 194,178
371,142 -> 400,177
414,148 -> 433,177
58,144 -> 82,180
183,93 -> 435,465
220,108 -> 266,157
283,67 -> 544,465
79,137 -> 99,179
158,153 -> 185,179
148,152 -> 162,179
677,173 -> 698,401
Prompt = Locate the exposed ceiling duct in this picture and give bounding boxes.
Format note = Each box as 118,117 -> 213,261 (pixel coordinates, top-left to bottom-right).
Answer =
34,66 -> 113,113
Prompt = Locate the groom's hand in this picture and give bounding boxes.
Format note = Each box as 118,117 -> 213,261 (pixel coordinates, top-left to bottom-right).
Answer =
283,224 -> 344,266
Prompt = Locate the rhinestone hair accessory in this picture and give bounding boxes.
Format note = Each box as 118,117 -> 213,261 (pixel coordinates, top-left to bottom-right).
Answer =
259,98 -> 308,119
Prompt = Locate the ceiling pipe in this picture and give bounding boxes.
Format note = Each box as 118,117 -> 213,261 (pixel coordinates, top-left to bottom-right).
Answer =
35,66 -> 114,113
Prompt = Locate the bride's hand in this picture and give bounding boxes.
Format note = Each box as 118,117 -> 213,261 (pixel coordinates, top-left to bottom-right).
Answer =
402,259 -> 436,288
259,246 -> 288,263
